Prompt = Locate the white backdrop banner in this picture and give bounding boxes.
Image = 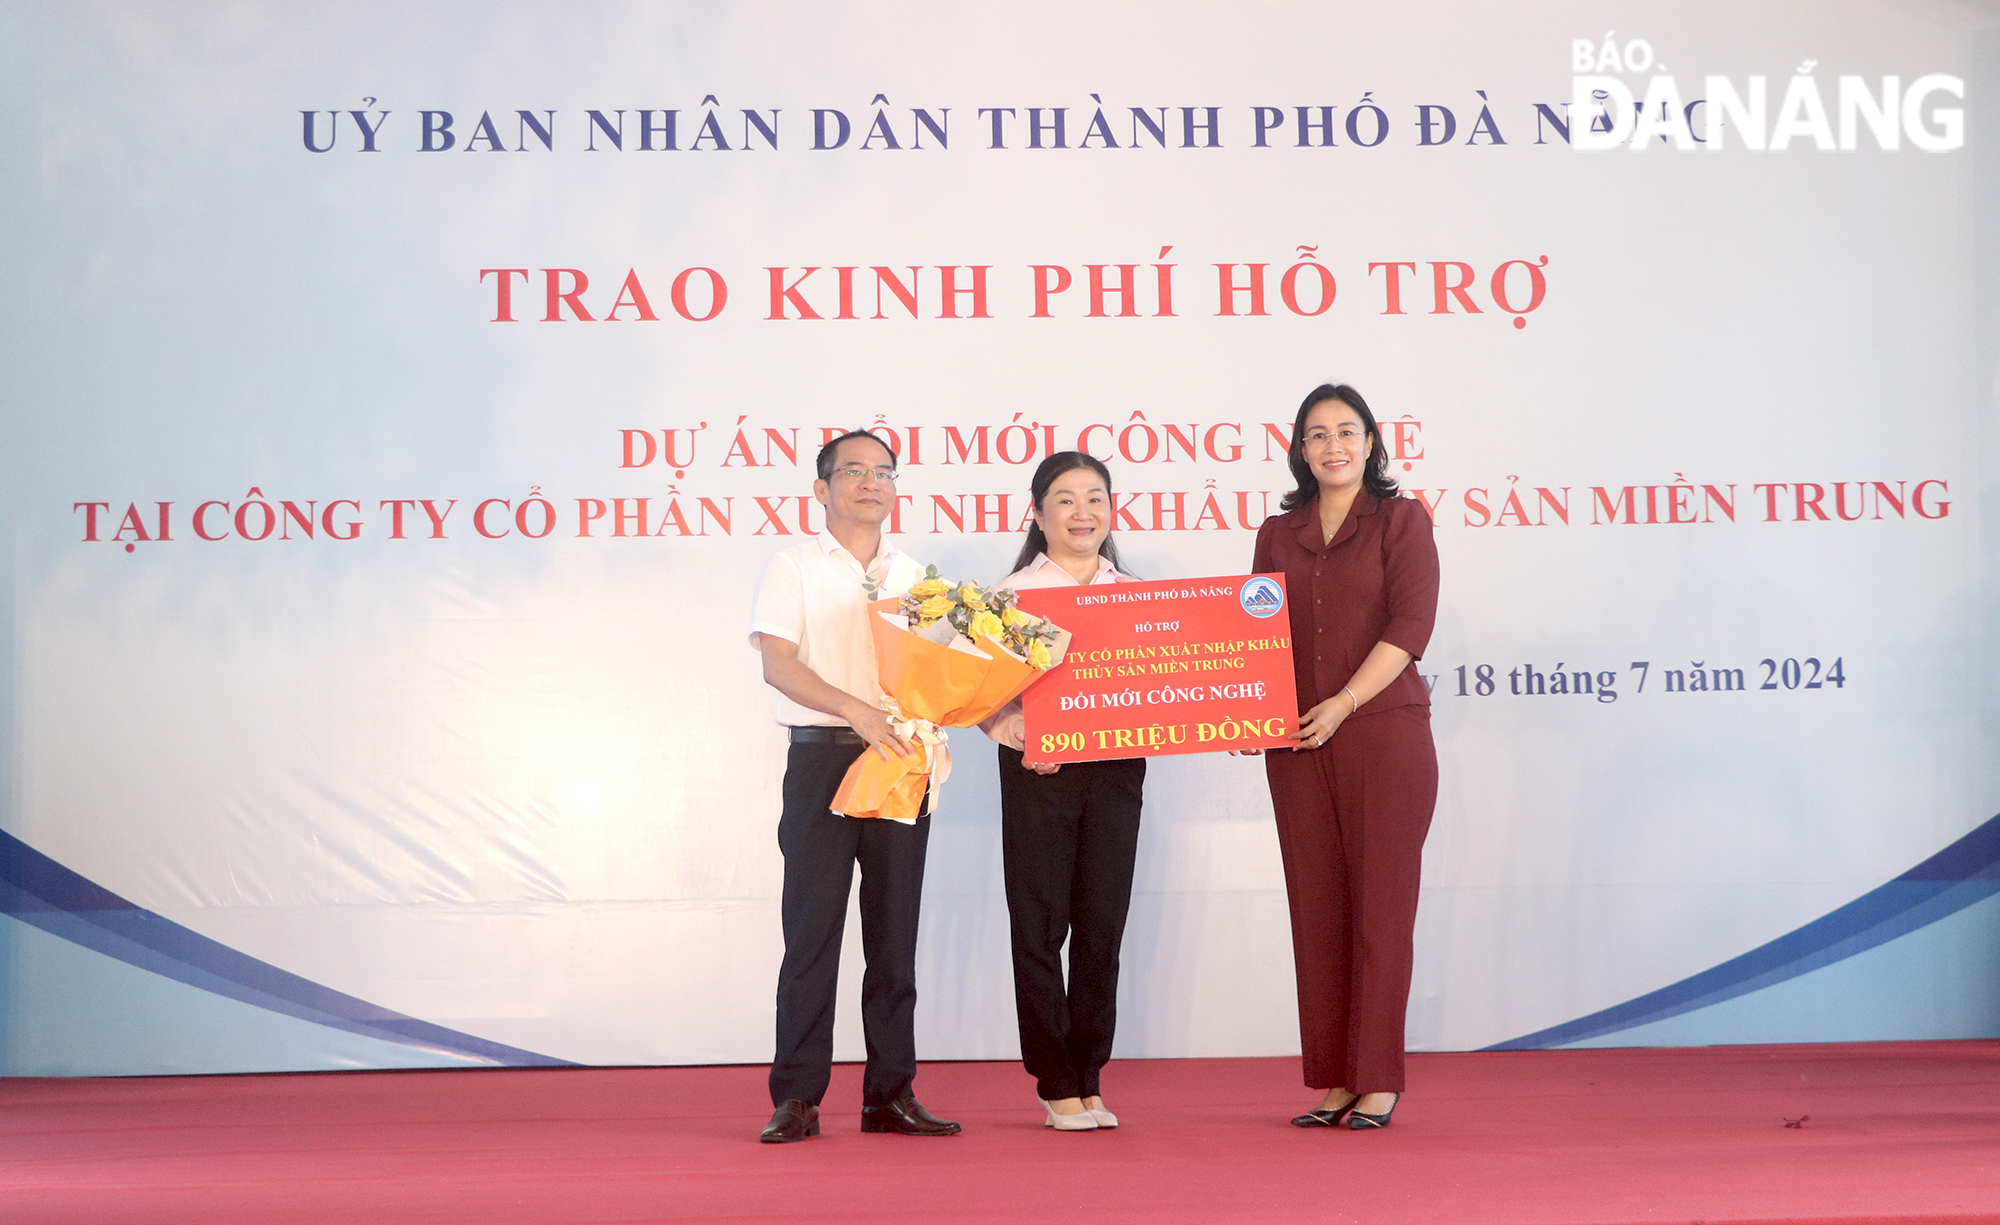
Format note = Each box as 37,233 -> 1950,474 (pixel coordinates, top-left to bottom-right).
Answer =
2,0 -> 1997,1075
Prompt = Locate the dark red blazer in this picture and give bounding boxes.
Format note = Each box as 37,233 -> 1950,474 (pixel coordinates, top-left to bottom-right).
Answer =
1251,493 -> 1440,716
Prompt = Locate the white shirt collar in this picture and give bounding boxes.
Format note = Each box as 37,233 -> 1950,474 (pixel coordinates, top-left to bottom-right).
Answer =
815,528 -> 899,574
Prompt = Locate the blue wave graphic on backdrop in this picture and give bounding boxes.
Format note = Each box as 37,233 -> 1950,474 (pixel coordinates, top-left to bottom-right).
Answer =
14,815 -> 1995,1065
1485,813 -> 2000,1050
0,829 -> 574,1067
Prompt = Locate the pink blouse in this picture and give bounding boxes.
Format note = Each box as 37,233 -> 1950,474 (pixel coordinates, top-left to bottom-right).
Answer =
981,552 -> 1127,739
993,551 -> 1125,594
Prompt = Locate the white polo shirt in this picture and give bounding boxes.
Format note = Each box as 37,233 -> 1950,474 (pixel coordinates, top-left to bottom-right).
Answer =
749,531 -> 927,728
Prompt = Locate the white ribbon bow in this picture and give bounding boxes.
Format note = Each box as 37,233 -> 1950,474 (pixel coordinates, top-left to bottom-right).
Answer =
877,698 -> 950,825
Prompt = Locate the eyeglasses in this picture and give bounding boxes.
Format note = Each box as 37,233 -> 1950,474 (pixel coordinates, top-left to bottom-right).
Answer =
831,466 -> 899,483
1301,427 -> 1365,450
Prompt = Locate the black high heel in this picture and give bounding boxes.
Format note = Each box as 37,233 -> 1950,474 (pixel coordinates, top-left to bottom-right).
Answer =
1345,1093 -> 1400,1129
1290,1093 -> 1358,1127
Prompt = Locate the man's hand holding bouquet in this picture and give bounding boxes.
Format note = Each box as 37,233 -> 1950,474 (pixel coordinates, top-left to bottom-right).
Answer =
832,567 -> 1068,823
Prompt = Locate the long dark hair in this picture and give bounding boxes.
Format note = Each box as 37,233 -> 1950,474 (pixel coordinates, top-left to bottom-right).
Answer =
1009,451 -> 1130,576
1279,383 -> 1400,512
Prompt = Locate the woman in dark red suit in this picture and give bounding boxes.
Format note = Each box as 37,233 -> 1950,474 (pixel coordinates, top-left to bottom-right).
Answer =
1247,383 -> 1439,1130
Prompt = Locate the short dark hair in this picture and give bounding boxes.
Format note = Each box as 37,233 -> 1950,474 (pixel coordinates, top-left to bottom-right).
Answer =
1279,383 -> 1400,512
1008,451 -> 1132,577
815,429 -> 897,481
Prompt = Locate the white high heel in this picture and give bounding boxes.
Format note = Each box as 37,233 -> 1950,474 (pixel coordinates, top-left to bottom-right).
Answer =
1042,1099 -> 1099,1131
1086,1106 -> 1118,1128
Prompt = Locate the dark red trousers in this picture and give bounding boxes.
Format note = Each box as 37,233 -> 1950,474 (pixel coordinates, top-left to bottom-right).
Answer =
1264,704 -> 1436,1093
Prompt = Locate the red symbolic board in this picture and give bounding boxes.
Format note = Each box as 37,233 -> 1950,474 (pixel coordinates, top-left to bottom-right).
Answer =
1015,574 -> 1299,764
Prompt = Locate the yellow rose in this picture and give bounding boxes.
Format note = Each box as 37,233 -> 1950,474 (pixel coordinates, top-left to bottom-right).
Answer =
1027,639 -> 1052,670
908,577 -> 949,599
958,583 -> 987,610
919,594 -> 954,621
969,610 -> 1003,642
1001,606 -> 1034,629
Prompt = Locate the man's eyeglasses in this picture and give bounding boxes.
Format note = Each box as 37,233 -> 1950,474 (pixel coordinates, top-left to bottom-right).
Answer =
831,466 -> 899,483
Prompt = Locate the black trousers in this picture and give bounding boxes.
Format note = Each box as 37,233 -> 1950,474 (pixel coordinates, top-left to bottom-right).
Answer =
997,745 -> 1146,1101
770,741 -> 932,1108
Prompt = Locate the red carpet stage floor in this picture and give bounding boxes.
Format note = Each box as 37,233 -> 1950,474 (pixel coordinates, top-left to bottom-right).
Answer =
4,1042 -> 1997,1224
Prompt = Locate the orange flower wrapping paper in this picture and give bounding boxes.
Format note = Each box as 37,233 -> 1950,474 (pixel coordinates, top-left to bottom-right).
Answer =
831,598 -> 1068,822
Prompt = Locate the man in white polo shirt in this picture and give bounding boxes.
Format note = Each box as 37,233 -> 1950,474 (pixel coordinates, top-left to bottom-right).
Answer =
747,429 -> 961,1143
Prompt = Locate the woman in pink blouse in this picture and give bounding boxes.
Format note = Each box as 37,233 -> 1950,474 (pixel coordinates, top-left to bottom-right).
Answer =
985,452 -> 1145,1132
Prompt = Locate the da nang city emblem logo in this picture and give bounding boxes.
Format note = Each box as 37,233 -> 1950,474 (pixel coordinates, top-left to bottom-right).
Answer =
1239,576 -> 1284,618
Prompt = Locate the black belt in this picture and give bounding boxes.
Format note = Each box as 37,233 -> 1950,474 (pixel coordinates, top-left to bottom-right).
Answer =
789,726 -> 865,746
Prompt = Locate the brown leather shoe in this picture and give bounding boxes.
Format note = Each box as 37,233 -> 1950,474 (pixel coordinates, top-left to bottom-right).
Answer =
859,1094 -> 961,1136
760,1099 -> 820,1143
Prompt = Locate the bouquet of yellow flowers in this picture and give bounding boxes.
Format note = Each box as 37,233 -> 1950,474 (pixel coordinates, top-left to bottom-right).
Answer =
897,570 -> 1063,670
832,567 -> 1069,822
